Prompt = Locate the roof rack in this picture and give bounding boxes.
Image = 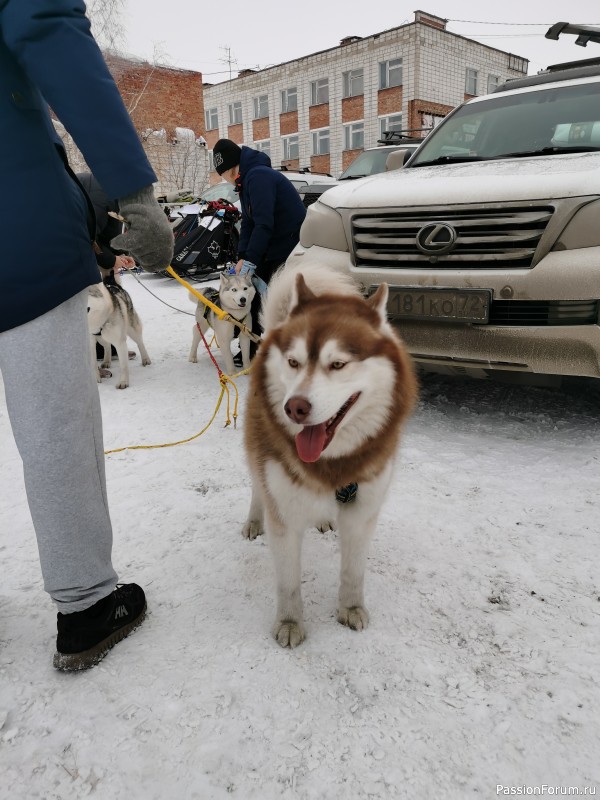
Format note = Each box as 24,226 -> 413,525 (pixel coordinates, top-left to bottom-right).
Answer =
546,22 -> 600,48
377,129 -> 428,145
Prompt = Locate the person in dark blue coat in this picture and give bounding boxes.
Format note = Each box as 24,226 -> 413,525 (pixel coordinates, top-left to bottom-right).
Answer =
0,0 -> 173,671
212,139 -> 306,356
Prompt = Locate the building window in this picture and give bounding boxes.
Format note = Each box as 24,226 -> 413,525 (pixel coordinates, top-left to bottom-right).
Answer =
310,78 -> 329,106
228,101 -> 242,125
508,55 -> 527,73
281,87 -> 297,113
312,128 -> 330,156
465,68 -> 478,95
282,135 -> 299,160
487,74 -> 501,93
205,107 -> 219,131
379,58 -> 403,89
255,140 -> 271,157
344,122 -> 364,150
379,114 -> 403,138
342,68 -> 364,98
252,95 -> 269,120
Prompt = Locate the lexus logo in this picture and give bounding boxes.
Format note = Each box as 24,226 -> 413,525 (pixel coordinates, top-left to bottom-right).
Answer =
415,222 -> 457,256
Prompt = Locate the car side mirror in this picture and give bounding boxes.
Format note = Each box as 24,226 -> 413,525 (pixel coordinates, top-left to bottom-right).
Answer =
384,149 -> 413,171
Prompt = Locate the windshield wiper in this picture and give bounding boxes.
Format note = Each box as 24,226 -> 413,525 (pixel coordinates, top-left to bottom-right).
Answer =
496,146 -> 600,159
340,174 -> 367,180
410,155 -> 487,168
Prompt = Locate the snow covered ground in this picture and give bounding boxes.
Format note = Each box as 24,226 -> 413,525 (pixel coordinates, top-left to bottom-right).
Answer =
1,272 -> 599,799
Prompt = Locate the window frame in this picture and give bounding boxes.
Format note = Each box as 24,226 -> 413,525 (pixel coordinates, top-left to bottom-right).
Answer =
379,114 -> 404,138
465,68 -> 479,96
205,107 -> 219,131
343,121 -> 364,151
282,134 -> 299,160
379,58 -> 403,89
310,78 -> 329,106
252,94 -> 269,120
342,68 -> 364,98
281,87 -> 298,113
228,101 -> 243,125
255,139 -> 271,157
311,128 -> 330,156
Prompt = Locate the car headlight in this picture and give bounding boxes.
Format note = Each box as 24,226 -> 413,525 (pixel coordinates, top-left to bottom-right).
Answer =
553,199 -> 600,250
299,201 -> 349,252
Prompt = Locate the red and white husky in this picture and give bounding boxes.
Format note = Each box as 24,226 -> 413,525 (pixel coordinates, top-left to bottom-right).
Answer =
242,263 -> 418,648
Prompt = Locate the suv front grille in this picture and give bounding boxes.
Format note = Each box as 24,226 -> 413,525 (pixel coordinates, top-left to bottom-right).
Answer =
352,206 -> 553,269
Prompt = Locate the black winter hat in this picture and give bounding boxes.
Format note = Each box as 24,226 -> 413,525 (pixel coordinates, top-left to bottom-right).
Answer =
213,139 -> 242,175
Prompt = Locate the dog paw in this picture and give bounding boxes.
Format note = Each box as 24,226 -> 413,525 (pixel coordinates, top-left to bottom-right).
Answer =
188,355 -> 198,363
316,520 -> 337,533
273,620 -> 305,649
116,381 -> 129,390
337,605 -> 369,631
241,520 -> 263,540
141,357 -> 151,366
98,367 -> 112,379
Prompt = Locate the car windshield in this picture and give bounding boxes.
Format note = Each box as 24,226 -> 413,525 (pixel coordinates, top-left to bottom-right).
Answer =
201,183 -> 237,203
409,79 -> 600,167
339,148 -> 403,179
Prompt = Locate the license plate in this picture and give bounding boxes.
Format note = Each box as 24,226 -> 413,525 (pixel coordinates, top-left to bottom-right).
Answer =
385,287 -> 490,323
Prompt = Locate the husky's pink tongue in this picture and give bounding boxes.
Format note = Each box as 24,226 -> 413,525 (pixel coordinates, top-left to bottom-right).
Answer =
295,423 -> 328,463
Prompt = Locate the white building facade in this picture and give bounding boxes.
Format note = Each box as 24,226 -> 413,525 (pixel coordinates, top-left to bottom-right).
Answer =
202,10 -> 528,180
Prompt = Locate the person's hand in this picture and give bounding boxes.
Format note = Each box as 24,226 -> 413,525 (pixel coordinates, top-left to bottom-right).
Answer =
112,186 -> 174,272
235,258 -> 244,274
239,260 -> 256,276
114,255 -> 136,270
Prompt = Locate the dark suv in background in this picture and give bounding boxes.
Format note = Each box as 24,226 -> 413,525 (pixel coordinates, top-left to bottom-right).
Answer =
298,131 -> 424,208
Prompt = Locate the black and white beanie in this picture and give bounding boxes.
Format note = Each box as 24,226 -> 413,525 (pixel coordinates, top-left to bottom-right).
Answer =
213,139 -> 242,175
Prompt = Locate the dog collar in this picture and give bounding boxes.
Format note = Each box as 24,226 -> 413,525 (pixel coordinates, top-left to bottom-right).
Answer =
336,482 -> 358,504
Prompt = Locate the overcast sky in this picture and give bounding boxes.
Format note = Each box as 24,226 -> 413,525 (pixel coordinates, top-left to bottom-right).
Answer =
120,0 -> 598,79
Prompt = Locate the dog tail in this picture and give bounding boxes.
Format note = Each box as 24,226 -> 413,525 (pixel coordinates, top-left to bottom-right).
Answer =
260,262 -> 363,332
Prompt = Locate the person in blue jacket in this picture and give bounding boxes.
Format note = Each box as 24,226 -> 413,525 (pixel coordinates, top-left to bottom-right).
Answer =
0,0 -> 173,671
212,139 -> 306,358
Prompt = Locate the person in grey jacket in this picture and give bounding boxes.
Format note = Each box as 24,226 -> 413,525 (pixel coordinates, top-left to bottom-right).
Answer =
0,0 -> 173,670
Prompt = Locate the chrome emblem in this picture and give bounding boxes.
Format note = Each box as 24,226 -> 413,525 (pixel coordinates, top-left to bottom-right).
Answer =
415,222 -> 457,256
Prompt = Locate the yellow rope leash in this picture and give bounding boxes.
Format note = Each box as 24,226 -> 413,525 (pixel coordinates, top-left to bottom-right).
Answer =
103,265 -> 251,455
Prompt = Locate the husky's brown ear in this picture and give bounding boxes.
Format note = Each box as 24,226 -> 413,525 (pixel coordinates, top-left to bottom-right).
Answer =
291,273 -> 317,311
366,283 -> 389,324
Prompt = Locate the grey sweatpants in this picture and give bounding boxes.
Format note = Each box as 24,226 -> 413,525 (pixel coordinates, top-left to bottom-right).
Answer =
0,290 -> 118,612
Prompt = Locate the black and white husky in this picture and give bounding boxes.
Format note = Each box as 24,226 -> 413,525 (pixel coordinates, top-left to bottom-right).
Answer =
87,277 -> 151,389
188,271 -> 256,375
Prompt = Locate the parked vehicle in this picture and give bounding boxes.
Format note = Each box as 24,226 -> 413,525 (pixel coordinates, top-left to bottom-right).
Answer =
289,33 -> 600,383
298,132 -> 424,208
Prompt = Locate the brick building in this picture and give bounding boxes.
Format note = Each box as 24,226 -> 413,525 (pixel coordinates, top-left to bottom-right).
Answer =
104,53 -> 205,139
202,10 -> 529,179
99,54 -> 210,196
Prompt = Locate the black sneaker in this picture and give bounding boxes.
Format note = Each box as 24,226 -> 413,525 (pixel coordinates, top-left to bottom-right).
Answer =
53,583 -> 146,671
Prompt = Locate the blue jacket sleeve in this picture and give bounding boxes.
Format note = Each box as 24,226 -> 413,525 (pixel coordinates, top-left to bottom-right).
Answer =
0,0 -> 156,199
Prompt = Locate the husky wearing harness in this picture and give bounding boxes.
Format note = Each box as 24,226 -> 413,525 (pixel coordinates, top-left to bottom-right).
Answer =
188,271 -> 256,375
87,275 -> 151,389
242,262 -> 418,648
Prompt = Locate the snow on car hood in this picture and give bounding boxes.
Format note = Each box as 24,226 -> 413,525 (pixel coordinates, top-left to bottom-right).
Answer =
319,152 -> 600,209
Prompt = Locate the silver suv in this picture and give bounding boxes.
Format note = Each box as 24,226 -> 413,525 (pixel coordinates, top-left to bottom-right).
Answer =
290,44 -> 600,382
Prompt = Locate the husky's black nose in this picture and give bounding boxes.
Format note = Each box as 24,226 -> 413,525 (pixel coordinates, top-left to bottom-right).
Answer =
239,297 -> 246,306
285,396 -> 311,423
